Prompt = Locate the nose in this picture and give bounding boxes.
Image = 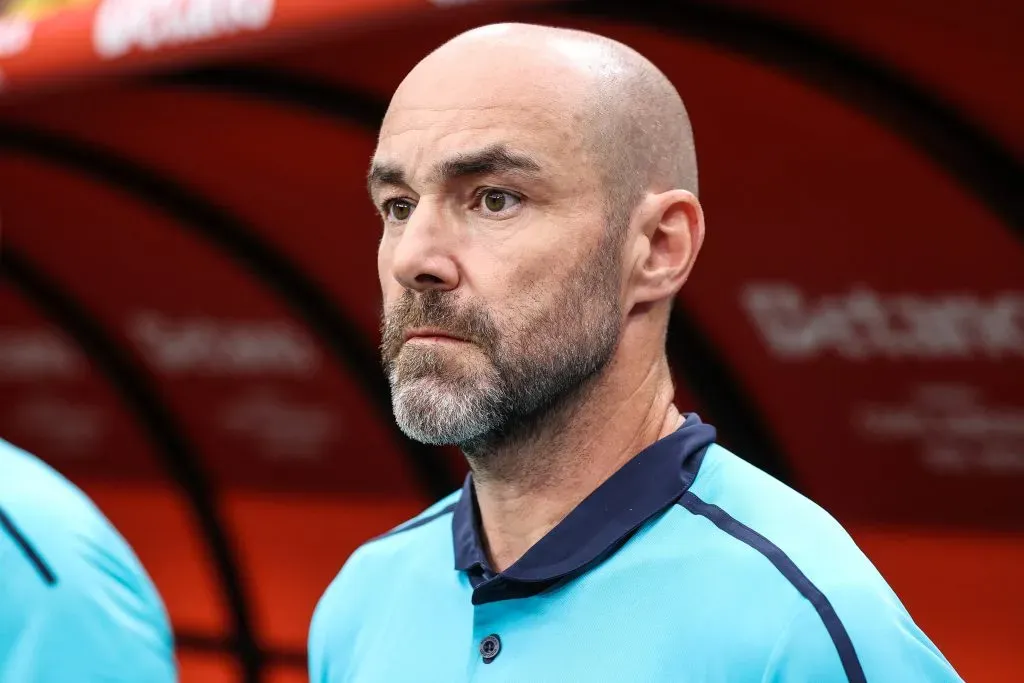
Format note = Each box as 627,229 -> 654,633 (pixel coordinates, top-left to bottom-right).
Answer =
387,201 -> 459,293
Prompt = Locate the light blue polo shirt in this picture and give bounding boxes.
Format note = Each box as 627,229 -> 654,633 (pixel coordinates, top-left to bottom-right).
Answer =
309,415 -> 961,682
0,439 -> 177,682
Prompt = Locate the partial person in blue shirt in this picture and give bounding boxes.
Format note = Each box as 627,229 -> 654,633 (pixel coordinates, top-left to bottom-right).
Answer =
310,22 -> 963,682
0,438 -> 177,682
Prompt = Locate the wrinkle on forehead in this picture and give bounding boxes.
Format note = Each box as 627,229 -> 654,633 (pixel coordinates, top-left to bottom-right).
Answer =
377,95 -> 591,178
381,106 -> 573,145
383,86 -> 584,140
383,101 -> 567,129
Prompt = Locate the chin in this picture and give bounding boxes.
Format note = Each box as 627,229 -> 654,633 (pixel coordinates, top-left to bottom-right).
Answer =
391,379 -> 499,446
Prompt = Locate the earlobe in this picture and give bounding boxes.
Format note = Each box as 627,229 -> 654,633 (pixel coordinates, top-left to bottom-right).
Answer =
632,190 -> 704,306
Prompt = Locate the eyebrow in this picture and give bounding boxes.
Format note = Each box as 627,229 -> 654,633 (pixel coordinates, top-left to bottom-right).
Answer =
367,144 -> 543,198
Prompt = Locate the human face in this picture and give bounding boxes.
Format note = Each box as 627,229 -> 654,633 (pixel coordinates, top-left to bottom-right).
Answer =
372,52 -> 625,450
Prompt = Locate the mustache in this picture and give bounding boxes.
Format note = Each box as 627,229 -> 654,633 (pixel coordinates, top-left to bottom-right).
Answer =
380,290 -> 498,361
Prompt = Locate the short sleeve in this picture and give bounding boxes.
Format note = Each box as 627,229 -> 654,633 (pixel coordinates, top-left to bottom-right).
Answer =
0,529 -> 177,683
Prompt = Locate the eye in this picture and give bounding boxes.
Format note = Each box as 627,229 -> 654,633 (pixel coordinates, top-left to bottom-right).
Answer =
476,189 -> 522,217
383,198 -> 415,222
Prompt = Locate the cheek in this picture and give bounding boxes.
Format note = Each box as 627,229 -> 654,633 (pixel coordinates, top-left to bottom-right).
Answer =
519,237 -> 583,295
377,238 -> 394,291
484,249 -> 574,327
467,243 -> 552,300
377,248 -> 406,316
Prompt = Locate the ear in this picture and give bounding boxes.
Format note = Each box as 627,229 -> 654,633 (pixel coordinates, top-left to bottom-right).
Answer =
627,189 -> 705,309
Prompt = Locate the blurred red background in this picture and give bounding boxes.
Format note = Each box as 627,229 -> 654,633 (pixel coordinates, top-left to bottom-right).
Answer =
0,0 -> 1021,681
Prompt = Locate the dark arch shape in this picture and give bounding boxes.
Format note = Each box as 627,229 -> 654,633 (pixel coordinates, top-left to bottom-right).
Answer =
0,124 -> 456,501
560,0 -> 1023,232
152,65 -> 794,482
548,0 -> 1024,472
0,247 -> 265,682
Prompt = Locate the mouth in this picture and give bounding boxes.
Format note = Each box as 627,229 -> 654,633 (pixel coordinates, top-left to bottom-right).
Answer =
403,328 -> 469,344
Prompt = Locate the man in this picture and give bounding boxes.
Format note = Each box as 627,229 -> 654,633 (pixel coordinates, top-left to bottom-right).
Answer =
0,438 -> 177,682
309,23 -> 961,682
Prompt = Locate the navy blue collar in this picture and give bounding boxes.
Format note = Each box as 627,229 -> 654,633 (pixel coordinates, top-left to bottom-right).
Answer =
452,413 -> 716,603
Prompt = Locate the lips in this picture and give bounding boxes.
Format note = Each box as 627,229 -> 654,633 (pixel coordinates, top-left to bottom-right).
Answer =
403,328 -> 468,343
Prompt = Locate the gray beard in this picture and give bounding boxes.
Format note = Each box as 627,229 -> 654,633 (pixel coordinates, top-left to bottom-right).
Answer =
388,351 -> 506,447
383,240 -> 622,455
388,317 -> 616,454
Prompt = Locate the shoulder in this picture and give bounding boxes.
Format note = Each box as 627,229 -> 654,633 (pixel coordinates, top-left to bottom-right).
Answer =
1,439 -> 109,537
0,439 -> 153,590
313,491 -> 459,610
1,440 -> 130,576
309,490 -> 461,662
0,440 -> 176,680
678,443 -> 883,590
673,444 -> 961,681
352,489 -> 462,578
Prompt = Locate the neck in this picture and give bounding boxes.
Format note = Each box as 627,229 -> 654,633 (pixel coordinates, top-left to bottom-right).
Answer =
466,343 -> 681,573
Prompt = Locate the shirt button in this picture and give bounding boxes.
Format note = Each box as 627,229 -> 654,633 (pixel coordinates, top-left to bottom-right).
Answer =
479,634 -> 501,663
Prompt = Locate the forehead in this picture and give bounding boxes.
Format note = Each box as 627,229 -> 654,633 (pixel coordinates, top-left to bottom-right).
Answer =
375,54 -> 594,179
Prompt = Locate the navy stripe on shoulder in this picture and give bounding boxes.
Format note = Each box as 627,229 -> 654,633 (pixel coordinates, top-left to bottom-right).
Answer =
678,492 -> 866,683
368,501 -> 458,544
0,505 -> 57,586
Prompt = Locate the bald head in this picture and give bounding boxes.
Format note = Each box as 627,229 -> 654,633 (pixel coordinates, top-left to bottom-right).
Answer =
387,23 -> 697,230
